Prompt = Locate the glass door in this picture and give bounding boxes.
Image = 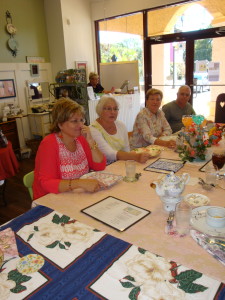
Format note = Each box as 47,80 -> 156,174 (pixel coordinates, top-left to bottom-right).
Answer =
151,41 -> 186,107
193,36 -> 225,120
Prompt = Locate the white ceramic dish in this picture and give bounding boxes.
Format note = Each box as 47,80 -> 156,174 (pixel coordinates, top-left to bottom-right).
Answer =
159,135 -> 177,142
133,147 -> 161,157
184,193 -> 210,207
81,172 -> 123,188
206,207 -> 225,228
190,206 -> 225,237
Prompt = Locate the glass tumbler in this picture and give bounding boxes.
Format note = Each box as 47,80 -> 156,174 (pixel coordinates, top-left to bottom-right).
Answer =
175,201 -> 192,235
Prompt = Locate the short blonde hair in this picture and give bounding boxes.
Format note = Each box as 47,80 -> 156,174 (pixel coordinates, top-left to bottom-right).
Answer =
50,98 -> 84,133
96,95 -> 119,116
146,88 -> 163,100
89,72 -> 98,81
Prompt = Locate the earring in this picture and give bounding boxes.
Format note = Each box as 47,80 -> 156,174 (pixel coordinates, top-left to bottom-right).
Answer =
58,131 -> 63,139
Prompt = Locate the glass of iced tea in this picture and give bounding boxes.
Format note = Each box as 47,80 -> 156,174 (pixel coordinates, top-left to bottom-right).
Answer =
212,149 -> 225,171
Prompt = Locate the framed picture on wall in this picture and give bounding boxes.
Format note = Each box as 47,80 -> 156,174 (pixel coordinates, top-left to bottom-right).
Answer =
75,61 -> 87,70
0,79 -> 16,99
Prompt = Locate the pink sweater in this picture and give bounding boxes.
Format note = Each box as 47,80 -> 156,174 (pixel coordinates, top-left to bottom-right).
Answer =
33,133 -> 106,200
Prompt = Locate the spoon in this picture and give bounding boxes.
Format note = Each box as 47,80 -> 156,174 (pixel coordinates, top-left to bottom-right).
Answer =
198,178 -> 215,191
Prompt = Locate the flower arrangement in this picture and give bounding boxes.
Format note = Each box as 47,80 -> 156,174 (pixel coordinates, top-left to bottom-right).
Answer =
208,123 -> 225,145
177,123 -> 210,162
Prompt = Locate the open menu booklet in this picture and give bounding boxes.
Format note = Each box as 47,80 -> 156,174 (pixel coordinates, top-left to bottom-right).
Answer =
81,196 -> 151,232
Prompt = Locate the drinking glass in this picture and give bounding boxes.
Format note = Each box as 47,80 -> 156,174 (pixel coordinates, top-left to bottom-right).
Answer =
125,160 -> 136,182
212,149 -> 225,171
205,163 -> 217,185
182,115 -> 192,128
175,201 -> 192,235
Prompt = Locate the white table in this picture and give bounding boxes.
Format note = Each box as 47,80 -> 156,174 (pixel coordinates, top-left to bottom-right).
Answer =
35,146 -> 225,283
88,93 -> 140,131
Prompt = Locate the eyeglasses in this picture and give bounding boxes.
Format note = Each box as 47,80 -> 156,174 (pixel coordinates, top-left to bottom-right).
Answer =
69,118 -> 85,124
103,107 -> 119,112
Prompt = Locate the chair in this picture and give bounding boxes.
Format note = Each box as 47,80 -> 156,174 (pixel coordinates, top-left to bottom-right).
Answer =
23,171 -> 34,200
215,93 -> 225,123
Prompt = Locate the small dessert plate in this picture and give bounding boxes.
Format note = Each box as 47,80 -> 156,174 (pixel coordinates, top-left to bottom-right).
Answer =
190,206 -> 225,237
81,172 -> 123,188
184,193 -> 210,207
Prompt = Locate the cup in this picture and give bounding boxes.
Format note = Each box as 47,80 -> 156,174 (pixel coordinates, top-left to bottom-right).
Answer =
125,160 -> 136,182
175,201 -> 192,235
205,163 -> 217,185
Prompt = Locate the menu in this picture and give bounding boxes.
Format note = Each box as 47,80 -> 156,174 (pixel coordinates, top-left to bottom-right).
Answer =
81,196 -> 150,231
144,158 -> 185,174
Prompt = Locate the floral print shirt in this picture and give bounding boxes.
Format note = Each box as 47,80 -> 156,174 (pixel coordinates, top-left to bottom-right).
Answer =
130,107 -> 172,149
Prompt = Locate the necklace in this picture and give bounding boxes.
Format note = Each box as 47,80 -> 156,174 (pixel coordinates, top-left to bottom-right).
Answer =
58,133 -> 77,152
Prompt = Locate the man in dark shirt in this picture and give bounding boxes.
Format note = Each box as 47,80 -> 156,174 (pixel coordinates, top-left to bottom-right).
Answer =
162,85 -> 195,133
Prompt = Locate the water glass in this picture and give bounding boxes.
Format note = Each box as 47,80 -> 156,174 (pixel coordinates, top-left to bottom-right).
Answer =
125,160 -> 136,182
175,201 -> 192,235
205,163 -> 217,185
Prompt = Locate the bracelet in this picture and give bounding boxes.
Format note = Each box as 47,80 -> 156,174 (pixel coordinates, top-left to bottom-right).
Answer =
89,141 -> 98,150
68,179 -> 72,191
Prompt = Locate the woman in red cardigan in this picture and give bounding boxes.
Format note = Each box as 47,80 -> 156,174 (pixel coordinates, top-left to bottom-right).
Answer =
33,98 -> 106,200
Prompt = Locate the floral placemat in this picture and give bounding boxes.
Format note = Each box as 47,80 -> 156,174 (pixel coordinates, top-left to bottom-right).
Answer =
0,205 -> 224,299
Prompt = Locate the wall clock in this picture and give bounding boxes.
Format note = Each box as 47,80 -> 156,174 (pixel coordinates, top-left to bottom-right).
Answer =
5,11 -> 18,57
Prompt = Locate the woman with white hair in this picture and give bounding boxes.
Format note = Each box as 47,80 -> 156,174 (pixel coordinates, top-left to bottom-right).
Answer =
89,95 -> 150,164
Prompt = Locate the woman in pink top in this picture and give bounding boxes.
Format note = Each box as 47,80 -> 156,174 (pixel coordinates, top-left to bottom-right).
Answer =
33,98 -> 106,200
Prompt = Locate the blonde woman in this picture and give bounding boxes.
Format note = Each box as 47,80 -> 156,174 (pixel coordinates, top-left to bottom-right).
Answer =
89,95 -> 150,164
33,98 -> 106,200
130,88 -> 176,149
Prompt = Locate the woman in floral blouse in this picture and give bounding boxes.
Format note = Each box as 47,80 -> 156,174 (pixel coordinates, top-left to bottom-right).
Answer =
130,88 -> 176,149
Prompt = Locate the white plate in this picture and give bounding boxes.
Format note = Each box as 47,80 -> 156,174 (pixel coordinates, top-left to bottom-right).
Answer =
190,206 -> 225,237
184,193 -> 210,207
159,135 -> 177,142
81,172 -> 123,187
133,146 -> 161,157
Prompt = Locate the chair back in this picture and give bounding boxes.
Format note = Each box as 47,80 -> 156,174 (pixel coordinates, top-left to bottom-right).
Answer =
215,93 -> 225,123
23,171 -> 34,200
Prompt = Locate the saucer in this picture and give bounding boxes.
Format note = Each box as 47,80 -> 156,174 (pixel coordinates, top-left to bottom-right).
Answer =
184,193 -> 210,207
190,206 -> 225,237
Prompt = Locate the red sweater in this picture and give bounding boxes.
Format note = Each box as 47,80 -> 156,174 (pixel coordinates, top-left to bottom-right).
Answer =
33,133 -> 106,200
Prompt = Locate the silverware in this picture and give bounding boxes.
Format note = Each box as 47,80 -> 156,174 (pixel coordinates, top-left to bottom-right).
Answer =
198,177 -> 215,190
204,237 -> 225,248
167,211 -> 175,227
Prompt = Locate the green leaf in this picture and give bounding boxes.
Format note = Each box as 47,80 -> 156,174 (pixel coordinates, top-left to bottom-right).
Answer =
59,243 -> 66,249
34,226 -> 39,231
129,286 -> 141,300
120,281 -> 136,288
176,270 -> 202,284
27,233 -> 34,242
46,240 -> 59,248
124,275 -> 135,282
64,241 -> 71,247
179,281 -> 208,293
52,214 -> 61,224
138,247 -> 146,254
93,229 -> 100,232
60,215 -> 70,224
11,284 -> 27,294
8,270 -> 32,284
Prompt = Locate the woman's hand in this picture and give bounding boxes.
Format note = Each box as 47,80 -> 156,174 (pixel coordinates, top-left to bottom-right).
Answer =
135,152 -> 150,163
80,125 -> 93,141
78,179 -> 105,192
165,140 -> 176,149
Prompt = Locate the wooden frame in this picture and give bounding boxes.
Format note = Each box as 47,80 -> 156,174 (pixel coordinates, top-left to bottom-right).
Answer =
0,79 -> 16,99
